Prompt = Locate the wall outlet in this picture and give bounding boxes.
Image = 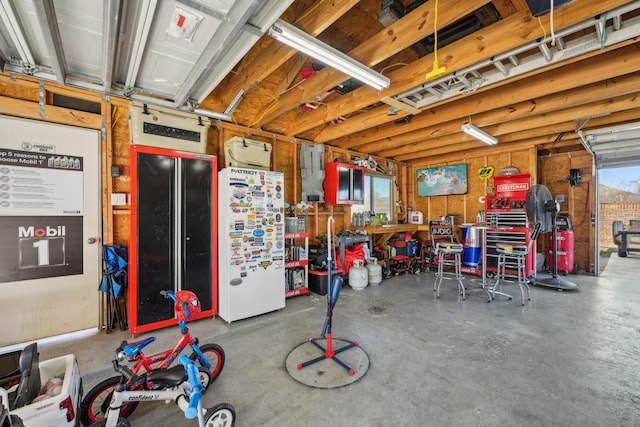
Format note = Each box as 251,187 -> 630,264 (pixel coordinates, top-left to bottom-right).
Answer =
111,193 -> 127,206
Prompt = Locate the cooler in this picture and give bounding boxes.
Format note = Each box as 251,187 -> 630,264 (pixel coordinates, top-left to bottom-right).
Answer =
462,225 -> 481,268
547,215 -> 575,274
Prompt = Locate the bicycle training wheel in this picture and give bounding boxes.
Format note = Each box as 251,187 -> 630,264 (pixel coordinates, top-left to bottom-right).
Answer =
190,343 -> 225,383
204,403 -> 236,427
80,376 -> 139,426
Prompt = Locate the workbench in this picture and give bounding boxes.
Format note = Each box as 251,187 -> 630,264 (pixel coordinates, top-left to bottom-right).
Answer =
353,224 -> 431,249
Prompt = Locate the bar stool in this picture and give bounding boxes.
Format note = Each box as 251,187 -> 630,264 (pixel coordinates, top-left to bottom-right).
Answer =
433,242 -> 465,299
494,222 -> 541,305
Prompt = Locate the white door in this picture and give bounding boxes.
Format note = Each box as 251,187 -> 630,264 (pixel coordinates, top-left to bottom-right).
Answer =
0,115 -> 101,346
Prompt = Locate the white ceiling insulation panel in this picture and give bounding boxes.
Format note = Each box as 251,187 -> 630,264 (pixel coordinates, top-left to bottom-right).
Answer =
0,0 -> 293,118
52,0 -> 104,80
132,2 -> 223,97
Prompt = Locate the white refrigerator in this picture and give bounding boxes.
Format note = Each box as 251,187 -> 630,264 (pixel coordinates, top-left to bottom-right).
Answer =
218,167 -> 286,322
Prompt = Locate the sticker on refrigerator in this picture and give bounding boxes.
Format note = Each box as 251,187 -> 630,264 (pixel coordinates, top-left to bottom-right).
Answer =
259,261 -> 272,269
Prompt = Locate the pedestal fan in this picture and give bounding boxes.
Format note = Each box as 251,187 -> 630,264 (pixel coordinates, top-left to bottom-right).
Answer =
525,185 -> 579,290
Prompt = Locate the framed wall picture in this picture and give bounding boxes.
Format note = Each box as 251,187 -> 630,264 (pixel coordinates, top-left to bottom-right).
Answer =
417,163 -> 468,196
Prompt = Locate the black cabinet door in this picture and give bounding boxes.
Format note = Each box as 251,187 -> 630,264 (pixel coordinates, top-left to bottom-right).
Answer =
181,158 -> 213,311
136,152 -> 175,326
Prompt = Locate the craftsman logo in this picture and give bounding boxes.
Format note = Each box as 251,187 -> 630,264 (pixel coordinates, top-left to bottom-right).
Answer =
496,183 -> 529,192
18,225 -> 66,237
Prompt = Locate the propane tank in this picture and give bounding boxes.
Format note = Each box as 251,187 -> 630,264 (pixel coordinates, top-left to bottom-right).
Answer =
349,259 -> 369,290
366,257 -> 383,286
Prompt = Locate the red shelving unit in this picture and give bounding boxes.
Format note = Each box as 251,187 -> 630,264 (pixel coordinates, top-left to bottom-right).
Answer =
285,232 -> 309,298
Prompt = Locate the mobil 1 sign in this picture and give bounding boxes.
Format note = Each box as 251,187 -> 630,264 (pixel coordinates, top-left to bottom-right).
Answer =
0,216 -> 83,282
0,148 -> 84,282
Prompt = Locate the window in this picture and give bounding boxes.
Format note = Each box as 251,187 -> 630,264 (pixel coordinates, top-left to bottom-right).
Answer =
351,174 -> 394,222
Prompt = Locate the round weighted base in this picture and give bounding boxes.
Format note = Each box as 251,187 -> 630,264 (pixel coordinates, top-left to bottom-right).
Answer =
286,338 -> 369,388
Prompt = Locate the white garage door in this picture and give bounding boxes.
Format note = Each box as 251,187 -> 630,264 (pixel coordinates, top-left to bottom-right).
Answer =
582,122 -> 640,169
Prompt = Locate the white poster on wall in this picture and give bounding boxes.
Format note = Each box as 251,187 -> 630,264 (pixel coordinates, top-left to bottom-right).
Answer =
0,148 -> 84,283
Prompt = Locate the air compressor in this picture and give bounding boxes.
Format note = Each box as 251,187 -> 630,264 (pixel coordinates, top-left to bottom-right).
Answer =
547,214 -> 575,274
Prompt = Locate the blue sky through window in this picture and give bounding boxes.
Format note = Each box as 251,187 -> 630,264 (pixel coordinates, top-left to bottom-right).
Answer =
599,166 -> 640,193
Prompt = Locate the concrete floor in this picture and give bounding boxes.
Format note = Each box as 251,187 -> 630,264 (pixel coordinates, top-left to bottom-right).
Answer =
37,254 -> 640,427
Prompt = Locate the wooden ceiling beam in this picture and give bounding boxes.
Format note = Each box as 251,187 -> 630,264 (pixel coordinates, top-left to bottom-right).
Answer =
399,126 -> 577,163
508,0 -> 531,13
232,54 -> 308,126
332,43 -> 640,148
0,95 -> 102,129
491,1 -> 521,17
257,0 -> 490,125
397,108 -> 640,163
285,0 -> 634,138
364,76 -> 640,154
381,93 -> 640,159
329,32 -> 639,146
200,0 -> 360,113
347,72 -> 640,153
411,135 -> 583,166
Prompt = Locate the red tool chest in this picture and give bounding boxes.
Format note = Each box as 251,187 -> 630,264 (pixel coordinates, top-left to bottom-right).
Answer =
485,173 -> 536,277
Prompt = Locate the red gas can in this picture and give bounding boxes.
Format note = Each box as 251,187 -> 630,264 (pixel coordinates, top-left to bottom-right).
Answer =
547,215 -> 575,274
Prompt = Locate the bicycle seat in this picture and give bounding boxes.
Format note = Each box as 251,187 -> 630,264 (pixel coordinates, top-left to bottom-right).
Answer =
146,364 -> 189,387
123,337 -> 156,357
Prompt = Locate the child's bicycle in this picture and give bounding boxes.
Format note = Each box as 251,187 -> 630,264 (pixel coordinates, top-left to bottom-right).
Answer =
80,290 -> 225,426
88,354 -> 235,427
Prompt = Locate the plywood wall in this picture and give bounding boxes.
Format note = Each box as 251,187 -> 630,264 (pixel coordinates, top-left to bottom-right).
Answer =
538,151 -> 594,273
212,124 -> 403,244
110,102 -> 132,246
0,77 -> 595,273
409,147 -> 537,238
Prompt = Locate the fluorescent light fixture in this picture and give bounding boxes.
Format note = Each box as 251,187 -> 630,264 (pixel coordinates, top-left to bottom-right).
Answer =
269,19 -> 390,91
0,0 -> 35,65
461,123 -> 498,145
124,0 -> 157,89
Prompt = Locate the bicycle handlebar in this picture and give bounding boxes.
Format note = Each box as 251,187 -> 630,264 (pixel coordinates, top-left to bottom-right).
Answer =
160,290 -> 177,303
178,354 -> 203,420
161,290 -> 194,319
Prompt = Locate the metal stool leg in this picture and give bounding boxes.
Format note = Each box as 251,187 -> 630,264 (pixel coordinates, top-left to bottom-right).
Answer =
455,253 -> 465,299
492,252 -> 514,301
434,255 -> 443,297
516,254 -> 532,305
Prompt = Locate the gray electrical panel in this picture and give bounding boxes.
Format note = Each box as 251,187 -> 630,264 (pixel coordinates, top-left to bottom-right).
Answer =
300,142 -> 325,203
